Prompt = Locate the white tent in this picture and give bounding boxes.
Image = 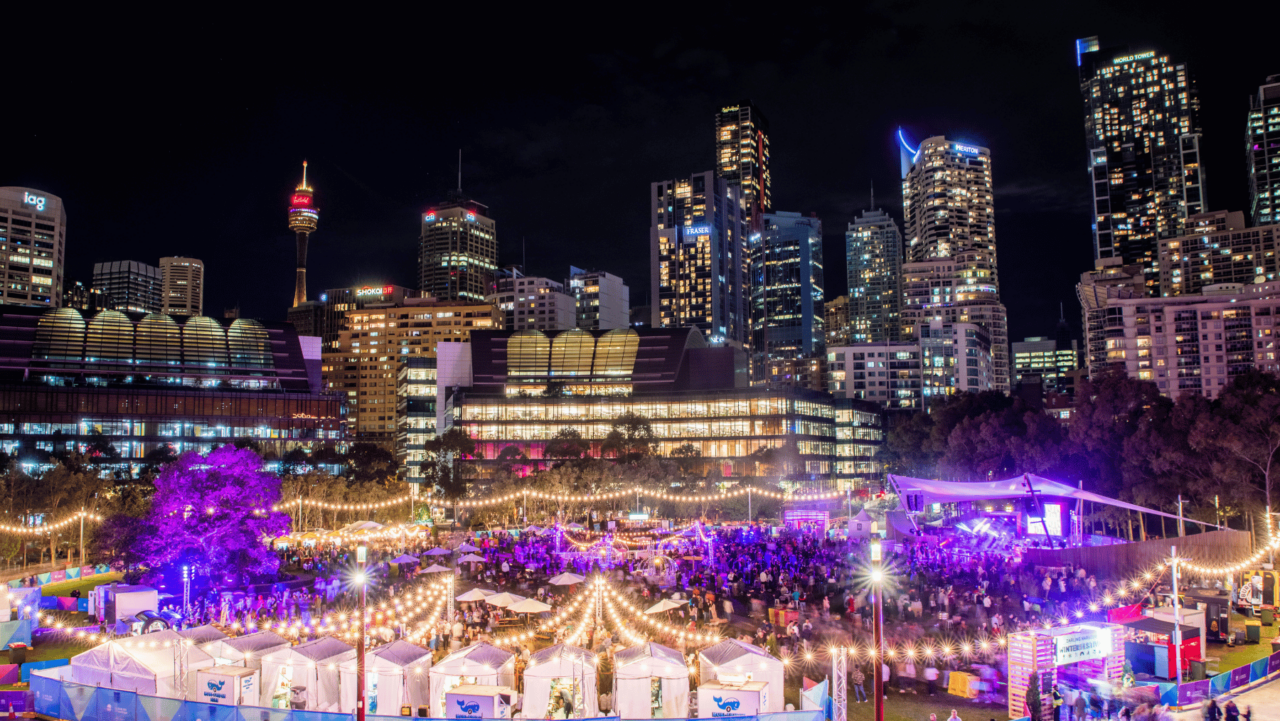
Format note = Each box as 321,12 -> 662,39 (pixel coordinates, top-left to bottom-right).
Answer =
339,640 -> 432,715
176,624 -> 228,650
202,631 -> 291,669
429,643 -> 516,718
614,642 -> 689,719
697,640 -> 783,712
340,521 -> 385,533
848,508 -> 876,538
70,630 -> 215,698
260,636 -> 356,711
523,644 -> 599,719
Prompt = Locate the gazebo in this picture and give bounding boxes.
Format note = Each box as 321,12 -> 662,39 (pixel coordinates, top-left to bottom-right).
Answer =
614,642 -> 689,719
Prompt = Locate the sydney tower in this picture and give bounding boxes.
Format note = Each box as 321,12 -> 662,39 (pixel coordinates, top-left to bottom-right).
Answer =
288,161 -> 319,307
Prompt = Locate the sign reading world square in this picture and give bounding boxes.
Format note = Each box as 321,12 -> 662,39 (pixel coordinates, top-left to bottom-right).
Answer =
1054,628 -> 1112,665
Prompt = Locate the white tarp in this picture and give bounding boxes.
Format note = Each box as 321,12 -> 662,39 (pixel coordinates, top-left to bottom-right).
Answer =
429,643 -> 516,718
70,630 -> 215,698
202,631 -> 291,669
338,640 -> 432,714
696,640 -> 783,712
613,642 -> 688,719
888,473 -> 1191,521
523,644 -> 599,719
177,624 -> 228,650
259,636 -> 355,711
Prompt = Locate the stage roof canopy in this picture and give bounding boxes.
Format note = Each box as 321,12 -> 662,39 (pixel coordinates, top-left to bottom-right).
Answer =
887,473 -> 1189,522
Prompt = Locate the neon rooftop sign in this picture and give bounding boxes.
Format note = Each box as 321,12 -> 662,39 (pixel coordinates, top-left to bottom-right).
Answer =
1113,51 -> 1155,64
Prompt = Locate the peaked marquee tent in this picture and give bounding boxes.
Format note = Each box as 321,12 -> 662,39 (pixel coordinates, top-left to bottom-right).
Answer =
201,630 -> 291,669
338,640 -> 432,714
70,630 -> 215,697
428,642 -> 516,718
260,636 -> 356,710
524,644 -> 599,719
697,640 -> 784,712
614,642 -> 689,719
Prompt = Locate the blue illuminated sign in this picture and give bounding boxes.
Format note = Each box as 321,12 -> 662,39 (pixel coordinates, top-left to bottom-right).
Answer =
424,212 -> 436,222
465,212 -> 476,222
319,293 -> 328,302
954,144 -> 981,155
896,128 -> 919,156
683,225 -> 711,235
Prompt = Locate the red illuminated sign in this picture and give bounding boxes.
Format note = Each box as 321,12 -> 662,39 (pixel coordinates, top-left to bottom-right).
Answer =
291,194 -> 312,206
382,285 -> 393,294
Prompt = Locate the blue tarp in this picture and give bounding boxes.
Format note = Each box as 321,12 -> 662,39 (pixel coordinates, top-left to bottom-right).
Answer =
21,657 -> 66,682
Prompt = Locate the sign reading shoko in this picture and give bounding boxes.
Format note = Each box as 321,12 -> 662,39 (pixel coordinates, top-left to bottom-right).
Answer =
1054,627 -> 1113,665
356,286 -> 394,297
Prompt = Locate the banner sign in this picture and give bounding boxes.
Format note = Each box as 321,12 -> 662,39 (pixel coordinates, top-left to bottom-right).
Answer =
1177,680 -> 1210,706
1053,628 -> 1112,665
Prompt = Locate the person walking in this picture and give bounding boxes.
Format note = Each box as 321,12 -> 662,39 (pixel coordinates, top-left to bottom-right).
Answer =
851,664 -> 867,703
1203,699 -> 1221,721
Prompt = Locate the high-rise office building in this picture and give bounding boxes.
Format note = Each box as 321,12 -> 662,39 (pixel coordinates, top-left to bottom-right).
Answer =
92,260 -> 162,314
1077,38 -> 1205,293
160,256 -> 204,317
715,102 -> 771,232
323,297 -> 500,442
846,209 -> 903,343
898,133 -> 1009,392
419,193 -> 497,302
1158,210 -> 1279,297
650,171 -> 749,344
1012,330 -> 1080,395
0,187 -> 65,308
287,284 -> 420,347
288,162 -> 319,307
62,281 -> 112,313
1248,76 -> 1280,227
750,211 -> 824,383
487,271 -> 577,331
567,267 -> 630,330
825,295 -> 852,347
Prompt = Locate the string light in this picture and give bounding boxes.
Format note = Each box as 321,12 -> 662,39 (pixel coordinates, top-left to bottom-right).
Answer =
0,510 -> 101,535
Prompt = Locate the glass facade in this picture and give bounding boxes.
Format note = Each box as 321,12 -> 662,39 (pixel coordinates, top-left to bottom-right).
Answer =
834,398 -> 883,492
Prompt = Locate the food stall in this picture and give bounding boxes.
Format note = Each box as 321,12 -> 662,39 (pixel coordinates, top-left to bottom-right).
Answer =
1121,617 -> 1201,680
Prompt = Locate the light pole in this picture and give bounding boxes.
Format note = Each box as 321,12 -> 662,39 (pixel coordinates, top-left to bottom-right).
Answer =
356,545 -> 368,721
870,525 -> 884,721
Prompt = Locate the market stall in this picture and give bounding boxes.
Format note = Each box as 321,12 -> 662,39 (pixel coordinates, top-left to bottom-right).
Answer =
1121,617 -> 1201,680
614,642 -> 689,719
1007,622 -> 1125,720
338,639 -> 432,715
429,642 -> 517,718
696,640 -> 784,712
177,624 -> 228,650
202,630 -> 291,669
69,629 -> 216,697
259,636 -> 356,710
523,644 -> 599,719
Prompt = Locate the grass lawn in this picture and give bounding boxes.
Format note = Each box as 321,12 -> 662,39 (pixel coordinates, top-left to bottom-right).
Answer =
39,572 -> 121,598
1199,612 -> 1279,673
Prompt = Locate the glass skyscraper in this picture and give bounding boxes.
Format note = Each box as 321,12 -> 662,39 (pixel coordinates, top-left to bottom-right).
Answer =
1077,37 -> 1205,294
1249,76 -> 1280,227
750,211 -> 825,383
716,102 -> 771,232
845,209 -> 903,343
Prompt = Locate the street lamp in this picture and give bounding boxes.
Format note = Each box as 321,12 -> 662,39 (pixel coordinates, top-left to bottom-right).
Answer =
870,523 -> 884,721
356,545 -> 368,721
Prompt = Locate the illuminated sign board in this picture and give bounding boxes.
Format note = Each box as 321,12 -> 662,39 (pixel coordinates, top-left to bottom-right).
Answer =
22,192 -> 46,211
954,144 -> 981,155
424,212 -> 437,222
1053,627 -> 1112,666
1113,51 -> 1155,65
1028,502 -> 1063,536
465,212 -> 476,222
356,285 -> 394,297
290,194 -> 312,206
683,225 -> 711,236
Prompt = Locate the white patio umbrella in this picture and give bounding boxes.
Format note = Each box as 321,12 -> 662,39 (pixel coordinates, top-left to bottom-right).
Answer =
566,523 -> 585,530
422,563 -> 451,573
457,553 -> 487,563
390,554 -> 420,565
423,547 -> 452,556
455,543 -> 480,553
645,599 -> 688,614
456,588 -> 496,602
484,592 -> 525,608
524,525 -> 542,534
506,598 -> 552,614
548,573 -> 586,586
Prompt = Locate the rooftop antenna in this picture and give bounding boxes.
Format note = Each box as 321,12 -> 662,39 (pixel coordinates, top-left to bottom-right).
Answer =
1060,301 -> 1065,322
523,236 -> 527,273
457,149 -> 462,192
870,180 -> 875,210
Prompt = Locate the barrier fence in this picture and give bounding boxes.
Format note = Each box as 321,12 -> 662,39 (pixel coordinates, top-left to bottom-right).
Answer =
30,673 -> 823,721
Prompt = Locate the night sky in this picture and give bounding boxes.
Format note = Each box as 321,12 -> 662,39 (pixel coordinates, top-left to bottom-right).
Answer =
8,5 -> 1271,344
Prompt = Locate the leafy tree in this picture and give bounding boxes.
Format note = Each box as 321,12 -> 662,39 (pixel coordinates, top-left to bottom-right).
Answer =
142,443 -> 178,470
139,446 -> 289,585
84,431 -> 123,465
231,437 -> 263,453
422,428 -> 481,501
41,458 -> 108,563
601,412 -> 654,462
670,443 -> 702,475
1193,370 -> 1280,511
545,428 -> 591,461
1068,372 -> 1166,498
280,448 -> 311,476
346,443 -> 398,484
92,514 -> 150,567
1025,671 -> 1042,721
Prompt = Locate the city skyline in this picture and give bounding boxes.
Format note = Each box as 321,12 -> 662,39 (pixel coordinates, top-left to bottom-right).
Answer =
6,7 -> 1274,346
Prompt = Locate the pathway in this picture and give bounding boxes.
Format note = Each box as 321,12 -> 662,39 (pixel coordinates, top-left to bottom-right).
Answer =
1172,677 -> 1280,721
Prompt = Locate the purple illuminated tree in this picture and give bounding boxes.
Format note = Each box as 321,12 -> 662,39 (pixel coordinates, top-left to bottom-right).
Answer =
140,445 -> 289,584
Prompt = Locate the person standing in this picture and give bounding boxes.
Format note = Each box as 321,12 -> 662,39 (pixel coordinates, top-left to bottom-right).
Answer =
851,664 -> 867,703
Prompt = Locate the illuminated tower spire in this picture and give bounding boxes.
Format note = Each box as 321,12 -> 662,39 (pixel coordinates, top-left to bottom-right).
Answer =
287,161 -> 319,307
